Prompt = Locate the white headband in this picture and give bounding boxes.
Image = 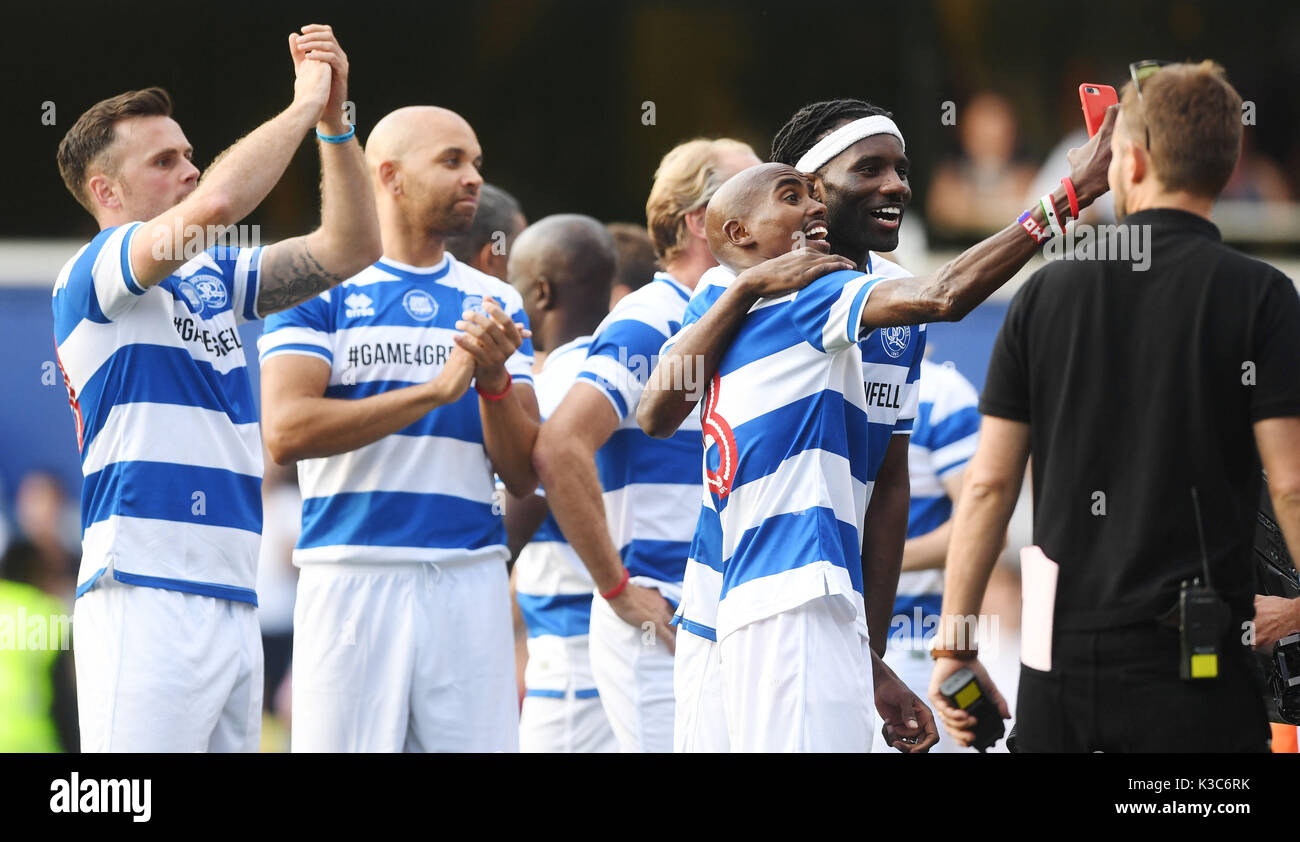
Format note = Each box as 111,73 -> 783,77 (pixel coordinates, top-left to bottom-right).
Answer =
794,115 -> 906,174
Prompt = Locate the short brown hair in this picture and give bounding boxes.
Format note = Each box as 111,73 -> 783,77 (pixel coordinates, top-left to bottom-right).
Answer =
57,87 -> 173,214
1119,61 -> 1242,198
605,222 -> 659,291
645,138 -> 754,264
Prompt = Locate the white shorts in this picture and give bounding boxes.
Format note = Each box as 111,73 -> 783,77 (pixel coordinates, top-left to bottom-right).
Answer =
74,576 -> 263,752
519,692 -> 618,753
518,633 -> 617,753
719,595 -> 875,752
673,627 -> 729,753
587,588 -> 675,752
291,559 -> 518,753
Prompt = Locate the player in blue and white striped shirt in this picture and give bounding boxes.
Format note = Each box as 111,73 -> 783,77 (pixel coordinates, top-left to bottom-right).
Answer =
504,215 -> 619,752
259,106 -> 538,752
874,357 -> 982,752
533,139 -> 760,752
670,163 -> 903,750
53,28 -> 380,752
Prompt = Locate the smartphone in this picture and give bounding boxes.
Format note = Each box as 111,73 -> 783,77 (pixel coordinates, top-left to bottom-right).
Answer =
1079,84 -> 1118,137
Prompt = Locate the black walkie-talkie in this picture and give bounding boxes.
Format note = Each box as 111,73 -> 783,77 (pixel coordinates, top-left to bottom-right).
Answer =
939,667 -> 1005,752
1181,488 -> 1230,679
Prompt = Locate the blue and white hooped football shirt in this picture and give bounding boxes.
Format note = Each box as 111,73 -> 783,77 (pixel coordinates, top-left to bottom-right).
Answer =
670,263 -> 886,642
53,223 -> 264,604
575,273 -> 702,594
515,335 -> 603,698
257,254 -> 534,566
863,254 -> 926,443
673,255 -> 925,642
892,358 -> 981,640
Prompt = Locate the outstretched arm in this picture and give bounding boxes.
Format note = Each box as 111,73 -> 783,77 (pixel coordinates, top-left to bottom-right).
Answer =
861,106 -> 1117,330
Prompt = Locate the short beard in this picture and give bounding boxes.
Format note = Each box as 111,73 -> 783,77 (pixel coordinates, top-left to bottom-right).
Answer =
410,197 -> 475,238
823,184 -> 896,264
442,213 -> 475,236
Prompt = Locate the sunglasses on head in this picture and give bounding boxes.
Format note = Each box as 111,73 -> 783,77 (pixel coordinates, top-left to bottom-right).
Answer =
1129,60 -> 1172,150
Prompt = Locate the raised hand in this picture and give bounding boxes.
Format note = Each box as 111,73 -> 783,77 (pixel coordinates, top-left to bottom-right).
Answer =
1068,103 -> 1118,208
288,32 -> 332,125
290,24 -> 351,132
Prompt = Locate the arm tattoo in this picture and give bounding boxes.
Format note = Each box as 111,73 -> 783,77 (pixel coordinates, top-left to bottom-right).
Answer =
257,241 -> 344,315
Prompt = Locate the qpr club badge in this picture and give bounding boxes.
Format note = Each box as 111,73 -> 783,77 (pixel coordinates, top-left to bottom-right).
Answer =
880,325 -> 911,359
191,274 -> 228,310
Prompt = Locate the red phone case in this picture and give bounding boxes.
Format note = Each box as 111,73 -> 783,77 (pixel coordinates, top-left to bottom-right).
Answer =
1079,84 -> 1118,137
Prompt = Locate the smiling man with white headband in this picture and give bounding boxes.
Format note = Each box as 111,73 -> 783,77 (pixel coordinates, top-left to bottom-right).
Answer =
639,98 -> 1119,751
792,114 -> 907,173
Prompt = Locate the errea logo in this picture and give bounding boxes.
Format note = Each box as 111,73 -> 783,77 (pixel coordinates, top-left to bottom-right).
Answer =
345,293 -> 375,318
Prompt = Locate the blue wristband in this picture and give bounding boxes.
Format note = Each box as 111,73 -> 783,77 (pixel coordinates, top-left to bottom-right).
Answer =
316,125 -> 355,144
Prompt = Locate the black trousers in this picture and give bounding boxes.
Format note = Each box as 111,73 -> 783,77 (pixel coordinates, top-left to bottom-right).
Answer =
1015,623 -> 1270,752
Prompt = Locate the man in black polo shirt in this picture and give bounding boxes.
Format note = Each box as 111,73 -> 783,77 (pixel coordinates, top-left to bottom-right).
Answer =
928,61 -> 1300,752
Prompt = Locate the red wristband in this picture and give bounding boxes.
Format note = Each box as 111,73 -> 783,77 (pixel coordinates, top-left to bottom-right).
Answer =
600,567 -> 630,600
1060,177 -> 1080,219
475,373 -> 512,401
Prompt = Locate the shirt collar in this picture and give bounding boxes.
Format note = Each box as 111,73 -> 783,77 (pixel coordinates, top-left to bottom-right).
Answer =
654,272 -> 694,301
544,335 -> 593,368
1119,208 -> 1221,242
377,253 -> 453,275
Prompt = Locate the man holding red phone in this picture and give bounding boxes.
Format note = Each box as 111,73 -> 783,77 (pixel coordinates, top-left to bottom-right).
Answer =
931,61 -> 1300,752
